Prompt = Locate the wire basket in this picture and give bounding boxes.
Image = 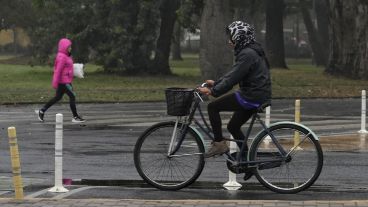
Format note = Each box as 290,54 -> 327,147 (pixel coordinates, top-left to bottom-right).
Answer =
165,87 -> 194,116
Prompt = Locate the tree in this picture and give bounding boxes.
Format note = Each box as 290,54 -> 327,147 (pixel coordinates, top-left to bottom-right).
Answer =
171,21 -> 183,61
30,0 -> 160,74
177,0 -> 203,32
299,0 -> 327,66
200,0 -> 233,80
175,0 -> 203,59
314,0 -> 330,63
101,0 -> 160,74
265,0 -> 288,68
0,0 -> 34,54
232,0 -> 265,43
29,1 -> 95,63
325,0 -> 368,79
150,0 -> 180,75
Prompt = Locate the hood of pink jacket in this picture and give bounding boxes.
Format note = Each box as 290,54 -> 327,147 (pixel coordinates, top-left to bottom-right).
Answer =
58,38 -> 72,55
52,38 -> 74,89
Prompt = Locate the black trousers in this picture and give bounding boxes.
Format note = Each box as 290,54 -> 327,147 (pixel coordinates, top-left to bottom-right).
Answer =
42,84 -> 78,117
207,92 -> 255,150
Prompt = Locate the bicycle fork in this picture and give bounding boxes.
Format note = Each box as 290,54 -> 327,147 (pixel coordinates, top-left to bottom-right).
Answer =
167,116 -> 194,157
167,117 -> 181,156
167,97 -> 202,157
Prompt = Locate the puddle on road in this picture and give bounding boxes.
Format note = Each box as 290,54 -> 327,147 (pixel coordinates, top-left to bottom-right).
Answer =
319,134 -> 368,152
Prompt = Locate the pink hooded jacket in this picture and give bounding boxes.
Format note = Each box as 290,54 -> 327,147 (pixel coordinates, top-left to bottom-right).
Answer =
52,38 -> 74,89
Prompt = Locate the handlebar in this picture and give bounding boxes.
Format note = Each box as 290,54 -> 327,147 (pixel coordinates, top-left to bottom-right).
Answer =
200,82 -> 209,88
194,83 -> 210,102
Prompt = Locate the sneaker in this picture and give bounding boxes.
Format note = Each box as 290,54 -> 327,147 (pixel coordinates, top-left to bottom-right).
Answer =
204,140 -> 229,158
37,110 -> 44,122
72,116 -> 85,123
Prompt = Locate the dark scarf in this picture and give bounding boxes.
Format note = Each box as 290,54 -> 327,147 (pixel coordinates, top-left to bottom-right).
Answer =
246,42 -> 270,69
227,21 -> 270,67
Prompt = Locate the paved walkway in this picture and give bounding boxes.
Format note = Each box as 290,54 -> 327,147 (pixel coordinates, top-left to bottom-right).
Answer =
1,199 -> 368,207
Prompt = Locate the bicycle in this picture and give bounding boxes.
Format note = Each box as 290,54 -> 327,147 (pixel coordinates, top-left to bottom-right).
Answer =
134,85 -> 323,193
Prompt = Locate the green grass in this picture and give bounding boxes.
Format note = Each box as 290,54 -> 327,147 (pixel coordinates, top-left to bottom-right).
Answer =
0,54 -> 367,104
0,55 -> 13,60
0,58 -> 201,104
271,63 -> 367,98
169,54 -> 200,76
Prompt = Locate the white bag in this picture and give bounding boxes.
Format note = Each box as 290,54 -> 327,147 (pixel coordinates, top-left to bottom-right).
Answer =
73,63 -> 84,78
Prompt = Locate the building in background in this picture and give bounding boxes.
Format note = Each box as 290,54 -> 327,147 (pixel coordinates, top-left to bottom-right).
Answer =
0,27 -> 30,54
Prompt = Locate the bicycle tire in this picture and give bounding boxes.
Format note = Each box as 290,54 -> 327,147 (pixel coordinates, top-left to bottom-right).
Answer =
134,121 -> 205,190
249,123 -> 323,193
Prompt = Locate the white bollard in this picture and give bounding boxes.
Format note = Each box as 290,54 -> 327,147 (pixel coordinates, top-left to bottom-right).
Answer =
264,106 -> 271,143
265,106 -> 271,127
223,137 -> 242,190
358,90 -> 368,134
48,113 -> 69,193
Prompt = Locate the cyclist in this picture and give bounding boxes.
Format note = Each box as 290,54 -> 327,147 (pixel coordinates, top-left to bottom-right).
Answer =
198,21 -> 271,158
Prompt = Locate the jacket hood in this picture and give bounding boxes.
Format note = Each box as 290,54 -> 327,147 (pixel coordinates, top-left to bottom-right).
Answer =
58,38 -> 72,55
247,42 -> 264,57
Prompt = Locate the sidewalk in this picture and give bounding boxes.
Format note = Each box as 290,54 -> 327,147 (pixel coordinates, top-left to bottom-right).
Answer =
1,198 -> 368,207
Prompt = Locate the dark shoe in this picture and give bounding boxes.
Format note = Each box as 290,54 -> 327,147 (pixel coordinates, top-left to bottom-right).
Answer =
243,171 -> 253,181
37,110 -> 44,122
204,140 -> 229,158
72,116 -> 85,123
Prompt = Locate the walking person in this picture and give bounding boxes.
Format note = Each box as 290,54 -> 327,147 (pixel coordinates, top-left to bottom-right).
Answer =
37,38 -> 85,123
198,21 -> 271,158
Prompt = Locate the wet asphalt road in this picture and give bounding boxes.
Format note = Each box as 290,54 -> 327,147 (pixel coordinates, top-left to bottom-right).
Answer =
0,98 -> 368,200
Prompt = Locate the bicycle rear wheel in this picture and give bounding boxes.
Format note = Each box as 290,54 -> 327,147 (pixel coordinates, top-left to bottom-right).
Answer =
134,121 -> 205,190
249,123 -> 323,193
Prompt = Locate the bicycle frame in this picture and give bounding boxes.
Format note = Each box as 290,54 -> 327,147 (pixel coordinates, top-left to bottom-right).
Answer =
168,91 -> 290,167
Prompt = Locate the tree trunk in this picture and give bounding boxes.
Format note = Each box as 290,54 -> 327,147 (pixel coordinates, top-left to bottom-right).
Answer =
233,0 -> 247,21
249,0 -> 265,43
200,0 -> 233,80
325,0 -> 368,79
314,0 -> 330,63
12,27 -> 18,54
295,13 -> 300,58
151,0 -> 180,75
299,0 -> 327,66
265,0 -> 287,69
171,21 -> 183,60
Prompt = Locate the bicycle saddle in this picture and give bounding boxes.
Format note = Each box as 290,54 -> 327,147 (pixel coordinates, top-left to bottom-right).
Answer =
257,101 -> 271,113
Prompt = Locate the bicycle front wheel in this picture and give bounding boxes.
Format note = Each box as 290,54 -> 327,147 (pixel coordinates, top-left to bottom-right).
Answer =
249,123 -> 323,193
134,121 -> 205,190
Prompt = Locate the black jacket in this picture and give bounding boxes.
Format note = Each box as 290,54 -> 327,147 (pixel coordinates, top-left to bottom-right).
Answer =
211,45 -> 272,104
